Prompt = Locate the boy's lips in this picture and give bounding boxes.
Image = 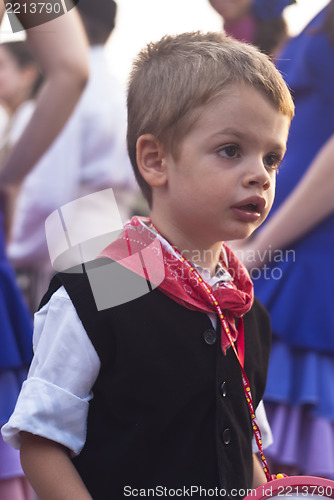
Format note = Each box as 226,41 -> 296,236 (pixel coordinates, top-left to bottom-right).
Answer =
231,196 -> 266,222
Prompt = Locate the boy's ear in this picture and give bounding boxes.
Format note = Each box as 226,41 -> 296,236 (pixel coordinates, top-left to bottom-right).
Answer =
136,134 -> 168,188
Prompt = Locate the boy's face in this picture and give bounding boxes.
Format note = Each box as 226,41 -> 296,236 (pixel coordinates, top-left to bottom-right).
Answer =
160,84 -> 290,246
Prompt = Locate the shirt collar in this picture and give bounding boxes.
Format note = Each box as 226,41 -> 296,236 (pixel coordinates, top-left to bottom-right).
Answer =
139,218 -> 234,288
192,260 -> 234,291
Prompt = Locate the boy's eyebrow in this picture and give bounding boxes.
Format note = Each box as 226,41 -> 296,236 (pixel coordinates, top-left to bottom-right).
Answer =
213,128 -> 287,153
211,128 -> 250,143
213,128 -> 247,139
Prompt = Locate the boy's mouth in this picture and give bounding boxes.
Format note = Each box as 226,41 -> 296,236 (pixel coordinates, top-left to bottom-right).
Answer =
233,196 -> 266,212
231,197 -> 266,222
238,203 -> 259,212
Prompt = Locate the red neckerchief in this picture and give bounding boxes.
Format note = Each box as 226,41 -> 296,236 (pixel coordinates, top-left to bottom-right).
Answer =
99,216 -> 254,353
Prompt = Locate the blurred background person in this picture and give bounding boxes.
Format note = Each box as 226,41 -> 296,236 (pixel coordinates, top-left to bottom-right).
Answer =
0,41 -> 43,161
208,0 -> 295,56
5,0 -> 139,314
0,40 -> 43,241
73,0 -> 138,215
0,2 -> 89,498
233,0 -> 334,478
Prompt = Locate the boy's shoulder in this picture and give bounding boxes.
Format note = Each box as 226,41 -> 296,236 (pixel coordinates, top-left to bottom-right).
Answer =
249,296 -> 271,321
40,259 -> 120,363
41,257 -> 142,311
40,263 -> 94,311
39,256 -> 159,348
244,295 -> 271,331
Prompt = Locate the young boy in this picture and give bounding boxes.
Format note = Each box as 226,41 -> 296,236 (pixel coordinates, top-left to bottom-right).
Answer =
2,32 -> 294,499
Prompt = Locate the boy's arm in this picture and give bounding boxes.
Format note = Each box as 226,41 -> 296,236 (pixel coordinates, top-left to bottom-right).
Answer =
252,453 -> 267,489
20,432 -> 93,500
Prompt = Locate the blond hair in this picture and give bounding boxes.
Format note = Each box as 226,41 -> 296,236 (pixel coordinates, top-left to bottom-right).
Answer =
127,31 -> 294,206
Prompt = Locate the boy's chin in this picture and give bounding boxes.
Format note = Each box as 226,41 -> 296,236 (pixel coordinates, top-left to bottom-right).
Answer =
222,217 -> 266,242
228,226 -> 258,242
243,218 -> 267,238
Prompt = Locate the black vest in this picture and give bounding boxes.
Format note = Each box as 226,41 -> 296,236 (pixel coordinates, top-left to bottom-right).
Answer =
41,259 -> 271,500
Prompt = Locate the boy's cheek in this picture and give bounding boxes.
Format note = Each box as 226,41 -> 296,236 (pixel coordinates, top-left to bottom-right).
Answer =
266,184 -> 276,212
260,199 -> 275,225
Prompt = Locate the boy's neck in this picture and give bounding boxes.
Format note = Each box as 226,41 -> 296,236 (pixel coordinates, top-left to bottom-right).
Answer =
183,247 -> 223,277
150,216 -> 223,277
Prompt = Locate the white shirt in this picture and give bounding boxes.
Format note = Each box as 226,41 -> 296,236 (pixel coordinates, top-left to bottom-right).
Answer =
2,236 -> 273,455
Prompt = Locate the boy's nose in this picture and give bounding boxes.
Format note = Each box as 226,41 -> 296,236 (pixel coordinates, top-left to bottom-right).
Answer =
243,159 -> 272,191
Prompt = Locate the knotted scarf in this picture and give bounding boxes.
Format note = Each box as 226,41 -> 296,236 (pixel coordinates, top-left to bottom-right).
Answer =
99,216 -> 254,353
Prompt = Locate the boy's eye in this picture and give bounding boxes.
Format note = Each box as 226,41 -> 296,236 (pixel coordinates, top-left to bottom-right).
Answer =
218,145 -> 239,159
263,153 -> 282,171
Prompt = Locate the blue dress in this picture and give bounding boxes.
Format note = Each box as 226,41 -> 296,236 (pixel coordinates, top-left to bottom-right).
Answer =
254,7 -> 334,477
0,211 -> 32,479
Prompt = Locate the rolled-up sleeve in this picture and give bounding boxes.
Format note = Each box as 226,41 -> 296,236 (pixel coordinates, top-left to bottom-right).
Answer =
1,286 -> 101,456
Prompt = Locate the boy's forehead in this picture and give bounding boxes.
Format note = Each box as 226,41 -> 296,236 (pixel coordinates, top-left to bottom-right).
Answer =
187,84 -> 290,145
201,84 -> 291,124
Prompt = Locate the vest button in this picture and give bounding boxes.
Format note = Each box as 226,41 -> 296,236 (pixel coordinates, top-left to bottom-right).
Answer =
220,381 -> 227,397
203,329 -> 216,345
222,428 -> 231,445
